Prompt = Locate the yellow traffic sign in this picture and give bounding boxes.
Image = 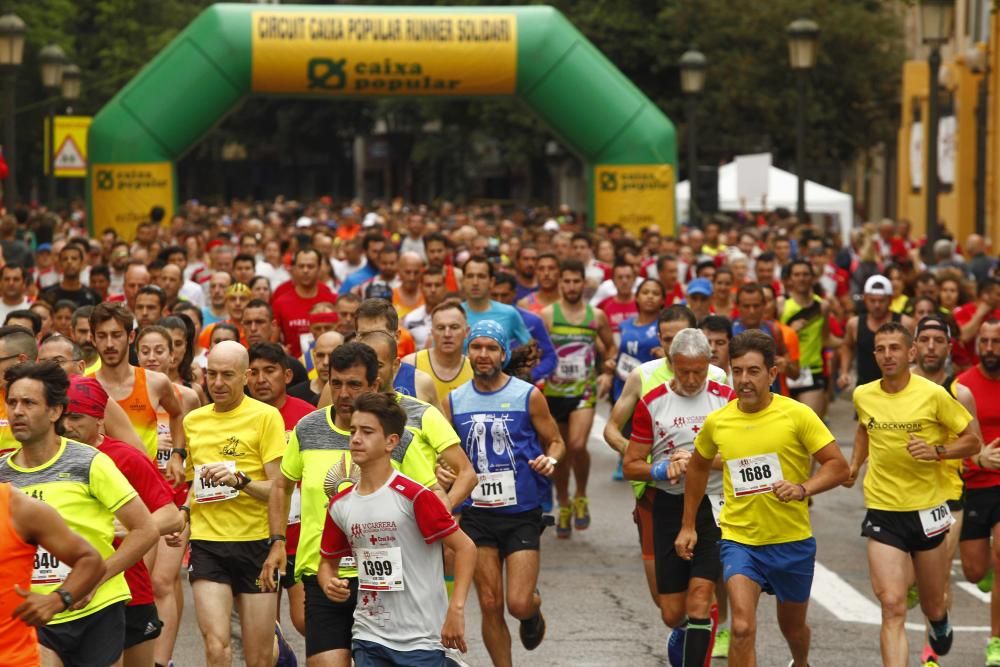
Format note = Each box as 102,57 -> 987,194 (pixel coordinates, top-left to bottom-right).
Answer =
48,116 -> 91,178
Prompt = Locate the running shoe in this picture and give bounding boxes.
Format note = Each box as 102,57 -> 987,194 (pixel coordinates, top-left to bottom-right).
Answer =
712,629 -> 730,658
920,660 -> 940,667
519,612 -> 546,650
986,636 -> 1000,666
274,622 -> 297,667
557,506 -> 572,539
980,569 -> 995,594
906,584 -> 919,610
920,645 -> 938,665
573,496 -> 591,530
444,647 -> 473,666
786,661 -> 811,667
928,622 -> 953,657
612,457 -> 624,481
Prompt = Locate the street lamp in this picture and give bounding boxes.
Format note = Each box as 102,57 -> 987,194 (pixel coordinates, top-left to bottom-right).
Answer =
0,12 -> 26,210
918,0 -> 954,248
39,43 -> 66,207
679,49 -> 706,225
60,63 -> 80,102
787,18 -> 819,223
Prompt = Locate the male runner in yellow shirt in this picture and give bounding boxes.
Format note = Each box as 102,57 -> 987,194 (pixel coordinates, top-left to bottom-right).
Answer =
847,321 -> 980,666
676,331 -> 848,667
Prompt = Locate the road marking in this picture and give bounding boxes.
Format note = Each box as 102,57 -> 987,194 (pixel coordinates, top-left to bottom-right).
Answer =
811,562 -> 989,632
956,581 -> 992,605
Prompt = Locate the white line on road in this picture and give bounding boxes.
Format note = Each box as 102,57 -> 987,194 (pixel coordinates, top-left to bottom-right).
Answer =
811,562 -> 989,632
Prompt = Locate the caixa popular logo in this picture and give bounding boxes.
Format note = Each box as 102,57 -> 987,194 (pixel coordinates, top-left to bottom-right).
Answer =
307,57 -> 461,93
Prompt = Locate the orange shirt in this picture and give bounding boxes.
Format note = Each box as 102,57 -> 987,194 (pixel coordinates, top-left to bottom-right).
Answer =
115,367 -> 159,460
398,327 -> 416,359
0,483 -> 41,666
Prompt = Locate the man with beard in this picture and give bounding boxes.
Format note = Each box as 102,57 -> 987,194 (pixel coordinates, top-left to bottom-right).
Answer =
957,319 -> 1000,666
847,322 -> 980,666
678,331 -> 848,667
424,232 -> 462,292
134,286 -> 165,329
518,253 -> 561,315
780,260 -> 830,417
910,315 -> 981,666
513,246 -> 539,301
91,303 -> 187,477
401,301 -> 473,405
241,299 -> 308,386
541,260 -> 616,539
41,245 -> 100,308
839,275 -> 915,390
448,321 -> 565,663
491,272 -> 557,383
338,232 -> 384,296
70,306 -> 100,374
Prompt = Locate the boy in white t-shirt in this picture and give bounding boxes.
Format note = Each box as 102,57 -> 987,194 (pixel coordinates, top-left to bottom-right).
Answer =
318,392 -> 476,666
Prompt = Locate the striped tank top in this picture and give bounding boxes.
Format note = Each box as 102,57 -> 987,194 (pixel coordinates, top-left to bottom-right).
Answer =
543,302 -> 598,398
117,368 -> 159,460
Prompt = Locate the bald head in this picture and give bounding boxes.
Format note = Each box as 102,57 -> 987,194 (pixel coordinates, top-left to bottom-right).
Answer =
206,340 -> 249,411
313,330 -> 344,384
966,234 -> 985,256
208,340 -> 249,372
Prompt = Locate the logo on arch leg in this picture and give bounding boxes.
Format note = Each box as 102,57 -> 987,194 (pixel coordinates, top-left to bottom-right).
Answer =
600,172 -> 617,192
96,170 -> 114,190
307,58 -> 347,90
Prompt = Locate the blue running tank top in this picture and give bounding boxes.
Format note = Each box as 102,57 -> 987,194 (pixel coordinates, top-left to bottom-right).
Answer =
613,317 -> 660,401
449,376 -> 546,514
393,363 -> 417,397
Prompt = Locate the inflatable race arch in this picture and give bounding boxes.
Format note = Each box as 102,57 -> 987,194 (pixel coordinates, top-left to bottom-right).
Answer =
87,4 -> 676,238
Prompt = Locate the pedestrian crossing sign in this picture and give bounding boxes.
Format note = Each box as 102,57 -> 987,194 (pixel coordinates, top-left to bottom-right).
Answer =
48,115 -> 91,178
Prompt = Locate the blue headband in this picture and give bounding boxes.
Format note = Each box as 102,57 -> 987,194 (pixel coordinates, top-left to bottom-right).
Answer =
466,319 -> 510,364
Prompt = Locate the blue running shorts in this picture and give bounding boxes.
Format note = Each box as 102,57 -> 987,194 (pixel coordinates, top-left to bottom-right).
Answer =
719,537 -> 816,603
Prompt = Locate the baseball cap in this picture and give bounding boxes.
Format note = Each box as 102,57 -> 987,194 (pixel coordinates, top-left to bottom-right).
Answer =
542,219 -> 560,233
916,315 -> 950,339
295,216 -> 314,229
36,243 -> 52,253
686,278 -> 713,298
864,275 -> 892,296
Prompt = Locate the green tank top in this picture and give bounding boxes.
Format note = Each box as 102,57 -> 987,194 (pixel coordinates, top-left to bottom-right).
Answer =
781,294 -> 824,373
544,302 -> 598,398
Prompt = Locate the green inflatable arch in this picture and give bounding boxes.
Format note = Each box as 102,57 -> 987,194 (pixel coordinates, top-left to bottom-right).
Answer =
88,4 -> 676,239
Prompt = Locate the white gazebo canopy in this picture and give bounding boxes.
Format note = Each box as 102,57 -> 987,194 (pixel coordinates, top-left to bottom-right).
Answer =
675,161 -> 855,245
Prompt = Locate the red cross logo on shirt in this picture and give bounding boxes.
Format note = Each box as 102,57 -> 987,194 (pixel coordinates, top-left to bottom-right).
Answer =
369,534 -> 378,546
665,439 -> 675,450
691,425 -> 701,434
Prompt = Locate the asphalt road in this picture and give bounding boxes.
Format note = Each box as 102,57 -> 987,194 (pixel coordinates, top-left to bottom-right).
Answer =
170,397 -> 991,666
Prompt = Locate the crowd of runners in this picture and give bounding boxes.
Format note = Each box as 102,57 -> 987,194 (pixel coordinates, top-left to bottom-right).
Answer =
0,201 -> 997,667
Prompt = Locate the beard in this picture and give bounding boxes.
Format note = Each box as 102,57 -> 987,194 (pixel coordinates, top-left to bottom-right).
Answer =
473,364 -> 502,381
983,354 -> 1000,373
919,356 -> 946,374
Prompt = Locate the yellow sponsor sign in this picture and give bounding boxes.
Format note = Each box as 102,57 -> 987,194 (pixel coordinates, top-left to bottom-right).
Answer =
48,115 -> 91,178
251,11 -> 517,96
593,164 -> 675,236
91,162 -> 174,240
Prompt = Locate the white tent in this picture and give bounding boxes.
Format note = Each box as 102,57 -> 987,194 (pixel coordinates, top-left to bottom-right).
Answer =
675,162 -> 855,245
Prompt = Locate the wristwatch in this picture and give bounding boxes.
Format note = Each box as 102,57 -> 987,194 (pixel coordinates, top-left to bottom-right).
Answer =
170,448 -> 187,460
232,471 -> 252,490
54,588 -> 73,610
268,535 -> 286,547
935,445 -> 947,460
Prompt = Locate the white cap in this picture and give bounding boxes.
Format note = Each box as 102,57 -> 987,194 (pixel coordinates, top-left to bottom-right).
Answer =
542,218 -> 560,232
362,212 -> 381,228
864,275 -> 892,296
295,216 -> 313,229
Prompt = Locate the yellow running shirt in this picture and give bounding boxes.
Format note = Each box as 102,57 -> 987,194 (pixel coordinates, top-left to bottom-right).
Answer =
853,373 -> 972,512
695,394 -> 834,546
0,438 -> 136,623
395,392 -> 461,488
184,396 -> 286,542
413,350 -> 473,405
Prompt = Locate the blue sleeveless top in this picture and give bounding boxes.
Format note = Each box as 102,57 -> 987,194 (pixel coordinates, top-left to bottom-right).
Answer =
449,376 -> 546,514
393,362 -> 417,397
613,317 -> 660,401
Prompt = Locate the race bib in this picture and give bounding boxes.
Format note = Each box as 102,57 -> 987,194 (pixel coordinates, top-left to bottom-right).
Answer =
288,486 -> 302,525
556,350 -> 590,382
155,447 -> 171,471
194,461 -> 239,503
708,493 -> 725,527
357,547 -> 404,591
32,547 -> 71,585
918,503 -> 954,538
784,366 -> 814,390
340,556 -> 356,569
727,453 -> 783,497
471,470 -> 518,508
616,353 -> 641,381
